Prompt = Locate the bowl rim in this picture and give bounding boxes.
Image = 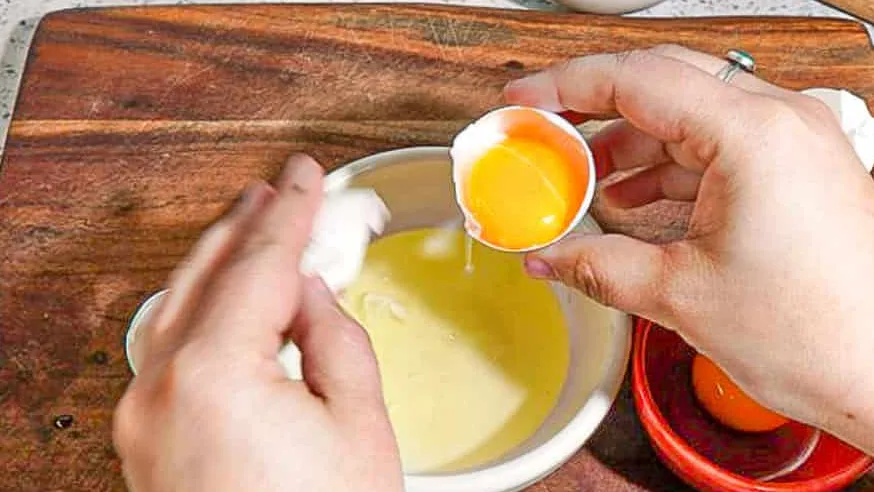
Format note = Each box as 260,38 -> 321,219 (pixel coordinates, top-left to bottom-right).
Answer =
329,146 -> 633,492
549,0 -> 665,15
632,318 -> 874,491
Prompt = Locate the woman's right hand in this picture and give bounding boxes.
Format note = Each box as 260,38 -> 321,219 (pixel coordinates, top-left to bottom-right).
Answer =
505,45 -> 874,454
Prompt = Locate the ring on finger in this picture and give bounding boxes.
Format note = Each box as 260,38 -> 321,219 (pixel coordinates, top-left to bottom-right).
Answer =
715,49 -> 756,83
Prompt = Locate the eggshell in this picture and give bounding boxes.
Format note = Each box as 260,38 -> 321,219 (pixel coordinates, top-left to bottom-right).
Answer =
449,106 -> 596,252
299,187 -> 390,293
283,186 -> 390,380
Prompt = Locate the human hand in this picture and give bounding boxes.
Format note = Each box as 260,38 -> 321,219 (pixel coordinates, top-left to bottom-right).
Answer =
113,155 -> 403,492
505,45 -> 874,454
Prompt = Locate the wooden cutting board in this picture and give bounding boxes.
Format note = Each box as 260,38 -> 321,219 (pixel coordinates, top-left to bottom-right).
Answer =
2,5 -> 873,491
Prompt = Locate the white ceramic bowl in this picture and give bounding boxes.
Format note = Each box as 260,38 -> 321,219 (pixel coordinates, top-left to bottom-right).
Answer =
553,0 -> 664,14
126,147 -> 632,492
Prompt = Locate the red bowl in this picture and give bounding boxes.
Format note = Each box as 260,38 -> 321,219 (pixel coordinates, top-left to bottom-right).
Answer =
632,319 -> 873,491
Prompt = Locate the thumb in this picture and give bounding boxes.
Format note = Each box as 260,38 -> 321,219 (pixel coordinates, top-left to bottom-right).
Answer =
288,276 -> 385,411
525,233 -> 671,318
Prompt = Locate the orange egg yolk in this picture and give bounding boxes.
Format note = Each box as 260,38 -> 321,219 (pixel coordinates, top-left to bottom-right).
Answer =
691,354 -> 789,433
464,137 -> 585,250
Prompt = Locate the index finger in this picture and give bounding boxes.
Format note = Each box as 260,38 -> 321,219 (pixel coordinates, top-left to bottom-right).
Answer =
187,154 -> 325,356
504,50 -> 751,171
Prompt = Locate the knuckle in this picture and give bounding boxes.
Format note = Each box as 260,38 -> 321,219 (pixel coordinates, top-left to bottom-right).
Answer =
241,231 -> 281,255
611,49 -> 656,105
339,315 -> 375,353
234,233 -> 284,267
795,94 -> 835,122
659,242 -> 712,326
555,57 -> 586,75
552,58 -> 581,108
239,213 -> 310,259
682,134 -> 720,166
161,345 -> 217,404
335,312 -> 380,364
748,97 -> 805,135
570,257 -> 617,307
657,243 -> 688,317
617,48 -> 657,69
331,315 -> 383,397
755,98 -> 796,124
554,57 -> 576,74
649,43 -> 688,58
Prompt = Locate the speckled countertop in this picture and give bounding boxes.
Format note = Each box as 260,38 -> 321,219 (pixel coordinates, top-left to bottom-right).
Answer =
0,0 -> 869,151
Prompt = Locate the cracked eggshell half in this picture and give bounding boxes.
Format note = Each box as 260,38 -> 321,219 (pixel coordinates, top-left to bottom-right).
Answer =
450,106 -> 596,253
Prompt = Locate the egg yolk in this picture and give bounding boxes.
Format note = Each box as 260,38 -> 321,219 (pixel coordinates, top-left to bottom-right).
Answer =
691,354 -> 789,433
464,137 -> 584,250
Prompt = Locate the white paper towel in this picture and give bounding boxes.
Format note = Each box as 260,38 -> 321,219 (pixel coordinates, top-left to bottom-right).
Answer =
299,188 -> 390,293
803,88 -> 874,173
280,186 -> 390,379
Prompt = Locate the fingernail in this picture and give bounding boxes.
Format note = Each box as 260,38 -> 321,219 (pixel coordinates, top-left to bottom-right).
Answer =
524,256 -> 555,279
281,154 -> 322,192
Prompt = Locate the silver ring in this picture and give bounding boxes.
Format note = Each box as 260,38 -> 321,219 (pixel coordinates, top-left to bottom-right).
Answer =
715,49 -> 756,83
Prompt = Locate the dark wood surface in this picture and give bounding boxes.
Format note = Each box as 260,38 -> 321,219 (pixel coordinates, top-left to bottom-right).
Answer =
2,5 -> 873,491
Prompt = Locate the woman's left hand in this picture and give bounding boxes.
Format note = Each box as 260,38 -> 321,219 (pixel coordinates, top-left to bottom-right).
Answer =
113,155 -> 403,492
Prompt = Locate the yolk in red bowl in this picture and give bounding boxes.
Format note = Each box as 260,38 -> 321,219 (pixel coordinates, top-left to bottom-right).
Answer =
691,354 -> 789,433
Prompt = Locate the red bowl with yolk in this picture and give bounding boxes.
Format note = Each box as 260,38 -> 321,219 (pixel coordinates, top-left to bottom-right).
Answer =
632,319 -> 873,491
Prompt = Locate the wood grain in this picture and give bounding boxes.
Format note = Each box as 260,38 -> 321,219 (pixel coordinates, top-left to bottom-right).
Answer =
2,5 -> 873,491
